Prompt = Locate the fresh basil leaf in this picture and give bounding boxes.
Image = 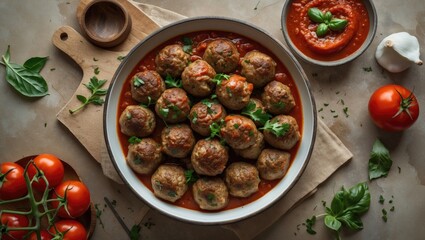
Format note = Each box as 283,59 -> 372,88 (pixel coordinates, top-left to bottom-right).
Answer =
1,46 -> 49,97
324,215 -> 342,231
23,57 -> 48,73
344,182 -> 370,214
130,224 -> 141,240
308,8 -> 324,23
316,23 -> 329,37
323,11 -> 332,22
368,139 -> 392,180
337,211 -> 364,230
330,191 -> 345,215
329,18 -> 348,31
5,63 -> 49,97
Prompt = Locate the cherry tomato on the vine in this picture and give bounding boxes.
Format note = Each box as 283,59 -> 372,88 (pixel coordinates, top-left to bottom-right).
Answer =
368,84 -> 419,131
0,213 -> 29,240
50,180 -> 91,218
0,162 -> 27,200
49,220 -> 87,240
29,230 -> 53,240
27,153 -> 65,192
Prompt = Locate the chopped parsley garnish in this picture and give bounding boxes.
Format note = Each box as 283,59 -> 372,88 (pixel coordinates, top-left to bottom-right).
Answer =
182,37 -> 193,54
128,136 -> 142,144
211,73 -> 230,85
260,119 -> 290,137
133,76 -> 145,87
241,100 -> 271,126
184,169 -> 199,184
164,74 -> 182,88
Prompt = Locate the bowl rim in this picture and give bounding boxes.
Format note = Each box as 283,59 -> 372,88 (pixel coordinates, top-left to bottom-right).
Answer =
280,0 -> 378,66
104,16 -> 317,225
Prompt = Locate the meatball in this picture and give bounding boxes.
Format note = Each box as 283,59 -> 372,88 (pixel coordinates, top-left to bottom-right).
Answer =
191,139 -> 229,176
155,44 -> 190,78
225,162 -> 260,198
189,99 -> 227,136
234,131 -> 265,160
262,81 -> 296,115
161,124 -> 195,158
127,138 -> 163,175
242,98 -> 270,127
263,115 -> 301,150
130,70 -> 165,104
241,50 -> 277,88
182,60 -> 216,97
257,149 -> 290,180
119,105 -> 156,137
216,74 -> 253,110
151,164 -> 188,203
203,39 -> 240,73
220,115 -> 258,150
155,88 -> 191,123
193,177 -> 229,210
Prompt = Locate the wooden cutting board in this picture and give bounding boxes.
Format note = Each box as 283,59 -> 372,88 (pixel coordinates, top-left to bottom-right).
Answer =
53,0 -> 160,163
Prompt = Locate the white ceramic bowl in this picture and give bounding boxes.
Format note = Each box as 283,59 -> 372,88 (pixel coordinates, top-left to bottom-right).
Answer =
104,17 -> 317,224
281,0 -> 377,66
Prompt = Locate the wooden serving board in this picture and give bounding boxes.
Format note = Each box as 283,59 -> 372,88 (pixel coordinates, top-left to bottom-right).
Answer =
54,0 -> 160,163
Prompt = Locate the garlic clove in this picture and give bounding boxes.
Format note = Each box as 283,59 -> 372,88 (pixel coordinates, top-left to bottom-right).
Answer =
375,32 -> 422,73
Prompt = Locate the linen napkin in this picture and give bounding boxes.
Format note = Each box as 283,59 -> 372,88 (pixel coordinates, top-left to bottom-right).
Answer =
56,1 -> 353,238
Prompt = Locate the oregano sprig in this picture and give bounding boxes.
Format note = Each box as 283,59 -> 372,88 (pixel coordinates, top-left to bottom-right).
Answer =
69,76 -> 108,114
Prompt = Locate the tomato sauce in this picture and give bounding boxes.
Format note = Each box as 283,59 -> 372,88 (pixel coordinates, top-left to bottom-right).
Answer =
117,31 -> 303,211
286,0 -> 370,61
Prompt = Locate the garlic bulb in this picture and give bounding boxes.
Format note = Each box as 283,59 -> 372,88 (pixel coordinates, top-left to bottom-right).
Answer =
375,32 -> 423,73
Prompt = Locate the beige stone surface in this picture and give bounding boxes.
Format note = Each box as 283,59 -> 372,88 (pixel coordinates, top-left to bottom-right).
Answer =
1,0 -> 424,239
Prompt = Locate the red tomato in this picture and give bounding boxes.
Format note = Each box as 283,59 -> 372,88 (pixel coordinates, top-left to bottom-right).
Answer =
50,180 -> 91,218
0,213 -> 29,240
27,153 -> 65,192
49,220 -> 87,240
0,162 -> 27,200
368,84 -> 419,131
29,230 -> 52,240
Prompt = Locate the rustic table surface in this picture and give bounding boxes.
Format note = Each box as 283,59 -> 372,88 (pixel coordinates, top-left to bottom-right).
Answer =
1,0 -> 424,239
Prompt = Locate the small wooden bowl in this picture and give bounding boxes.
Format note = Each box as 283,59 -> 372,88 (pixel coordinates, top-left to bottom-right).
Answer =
80,0 -> 132,48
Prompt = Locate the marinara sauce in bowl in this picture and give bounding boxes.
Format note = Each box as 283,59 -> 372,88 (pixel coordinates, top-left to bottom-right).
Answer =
281,0 -> 377,66
104,17 -> 316,224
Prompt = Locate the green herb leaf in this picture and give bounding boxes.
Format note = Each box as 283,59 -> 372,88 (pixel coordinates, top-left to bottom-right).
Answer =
211,73 -> 230,85
128,136 -> 142,145
324,215 -> 342,231
164,74 -> 182,88
1,46 -> 49,97
182,37 -> 193,54
184,169 -> 199,184
23,56 -> 48,73
329,18 -> 348,31
208,119 -> 224,140
241,100 -> 271,126
130,224 -> 141,240
368,139 -> 392,180
159,107 -> 170,118
305,215 -> 317,235
260,119 -> 290,137
316,23 -> 329,37
69,76 -> 108,114
323,11 -> 332,22
308,8 -> 324,23
133,76 -> 145,87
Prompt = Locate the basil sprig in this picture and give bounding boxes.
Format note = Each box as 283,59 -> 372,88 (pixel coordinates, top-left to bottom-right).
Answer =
0,46 -> 49,97
307,8 -> 348,37
305,182 -> 371,238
